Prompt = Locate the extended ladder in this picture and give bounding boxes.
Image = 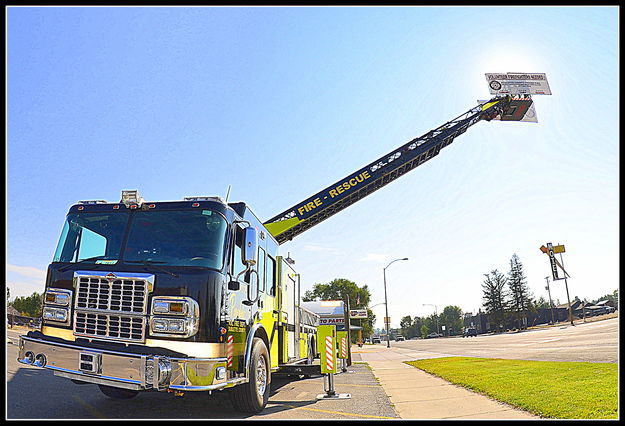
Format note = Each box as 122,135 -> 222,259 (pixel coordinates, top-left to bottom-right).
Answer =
264,95 -> 516,244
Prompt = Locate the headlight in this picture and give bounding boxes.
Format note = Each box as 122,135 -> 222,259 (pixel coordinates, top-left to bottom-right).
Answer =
152,300 -> 188,315
44,288 -> 72,306
43,306 -> 69,324
149,297 -> 199,338
43,288 -> 72,325
151,318 -> 187,333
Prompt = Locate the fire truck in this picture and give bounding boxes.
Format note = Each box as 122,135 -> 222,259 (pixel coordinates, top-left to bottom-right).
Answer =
18,92 -> 540,413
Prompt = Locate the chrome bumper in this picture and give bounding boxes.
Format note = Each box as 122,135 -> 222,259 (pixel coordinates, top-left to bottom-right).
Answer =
18,334 -> 239,392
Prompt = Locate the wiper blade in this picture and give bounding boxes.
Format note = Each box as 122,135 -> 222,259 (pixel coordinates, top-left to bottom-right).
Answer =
125,260 -> 178,278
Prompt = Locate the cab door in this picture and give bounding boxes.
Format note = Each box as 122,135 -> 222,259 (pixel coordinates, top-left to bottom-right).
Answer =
225,223 -> 255,373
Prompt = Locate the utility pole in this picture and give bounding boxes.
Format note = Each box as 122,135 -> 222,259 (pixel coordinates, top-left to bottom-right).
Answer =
544,276 -> 555,324
558,247 -> 574,326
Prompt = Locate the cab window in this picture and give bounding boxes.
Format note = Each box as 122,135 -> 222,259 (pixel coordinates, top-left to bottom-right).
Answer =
267,255 -> 276,296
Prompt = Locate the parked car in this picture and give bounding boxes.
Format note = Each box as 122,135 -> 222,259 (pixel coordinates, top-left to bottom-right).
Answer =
427,332 -> 441,338
371,336 -> 382,344
395,335 -> 405,341
463,328 -> 478,337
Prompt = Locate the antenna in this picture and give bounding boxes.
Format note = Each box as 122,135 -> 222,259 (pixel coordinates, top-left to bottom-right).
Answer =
225,185 -> 232,202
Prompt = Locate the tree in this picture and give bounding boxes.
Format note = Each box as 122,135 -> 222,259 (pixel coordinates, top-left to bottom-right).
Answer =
592,289 -> 619,309
399,315 -> 421,339
10,292 -> 43,317
302,278 -> 374,340
440,305 -> 463,336
532,296 -> 551,310
423,313 -> 439,335
482,269 -> 509,332
303,278 -> 370,308
420,324 -> 430,339
507,254 -> 533,330
400,315 -> 413,338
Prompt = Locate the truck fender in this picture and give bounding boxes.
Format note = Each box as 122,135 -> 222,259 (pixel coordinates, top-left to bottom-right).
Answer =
244,322 -> 269,377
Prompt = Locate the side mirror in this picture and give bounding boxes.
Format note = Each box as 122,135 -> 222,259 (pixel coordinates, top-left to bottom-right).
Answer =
242,226 -> 258,266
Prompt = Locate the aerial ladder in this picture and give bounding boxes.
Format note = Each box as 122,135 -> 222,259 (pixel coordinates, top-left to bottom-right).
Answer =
264,94 -> 537,244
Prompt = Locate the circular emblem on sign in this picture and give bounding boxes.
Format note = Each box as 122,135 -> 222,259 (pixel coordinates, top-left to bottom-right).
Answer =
489,80 -> 502,91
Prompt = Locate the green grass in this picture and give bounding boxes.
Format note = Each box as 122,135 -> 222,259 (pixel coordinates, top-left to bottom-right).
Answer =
404,357 -> 618,419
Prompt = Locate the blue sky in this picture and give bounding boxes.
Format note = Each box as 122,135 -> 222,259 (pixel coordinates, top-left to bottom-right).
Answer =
7,6 -> 619,327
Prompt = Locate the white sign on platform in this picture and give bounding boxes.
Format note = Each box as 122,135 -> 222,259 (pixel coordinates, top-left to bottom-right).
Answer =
485,73 -> 552,95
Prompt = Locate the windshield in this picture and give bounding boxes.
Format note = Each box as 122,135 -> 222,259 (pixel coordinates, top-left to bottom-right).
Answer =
53,209 -> 228,269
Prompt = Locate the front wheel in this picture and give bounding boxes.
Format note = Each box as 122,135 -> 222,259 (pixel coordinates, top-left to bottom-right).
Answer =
98,385 -> 139,399
230,337 -> 271,413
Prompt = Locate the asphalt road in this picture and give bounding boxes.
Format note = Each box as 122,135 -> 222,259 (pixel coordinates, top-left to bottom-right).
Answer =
374,317 -> 619,363
6,328 -> 398,420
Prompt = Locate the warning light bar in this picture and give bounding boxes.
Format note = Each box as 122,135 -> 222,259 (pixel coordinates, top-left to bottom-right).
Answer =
77,200 -> 108,205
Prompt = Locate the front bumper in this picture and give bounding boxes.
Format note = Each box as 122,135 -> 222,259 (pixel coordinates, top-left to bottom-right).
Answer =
18,333 -> 235,392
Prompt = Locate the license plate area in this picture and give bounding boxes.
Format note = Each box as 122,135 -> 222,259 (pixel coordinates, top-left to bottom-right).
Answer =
79,351 -> 102,374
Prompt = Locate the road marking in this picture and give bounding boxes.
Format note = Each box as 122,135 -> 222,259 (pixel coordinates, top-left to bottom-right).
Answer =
536,338 -> 562,343
73,396 -> 107,419
284,404 -> 397,419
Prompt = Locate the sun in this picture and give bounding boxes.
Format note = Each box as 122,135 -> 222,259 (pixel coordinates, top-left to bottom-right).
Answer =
469,45 -> 544,95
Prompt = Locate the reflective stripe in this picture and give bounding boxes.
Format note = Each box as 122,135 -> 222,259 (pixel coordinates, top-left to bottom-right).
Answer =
325,336 -> 334,370
227,335 -> 234,367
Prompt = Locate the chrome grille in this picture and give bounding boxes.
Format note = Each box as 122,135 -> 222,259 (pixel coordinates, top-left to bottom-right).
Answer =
75,277 -> 148,314
73,272 -> 153,343
74,312 -> 145,341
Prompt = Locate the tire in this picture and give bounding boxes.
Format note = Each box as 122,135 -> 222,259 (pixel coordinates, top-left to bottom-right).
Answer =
98,384 -> 139,400
230,337 -> 271,413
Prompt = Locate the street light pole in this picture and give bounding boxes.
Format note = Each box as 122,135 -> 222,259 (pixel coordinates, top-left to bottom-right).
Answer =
383,257 -> 408,348
544,276 -> 555,324
423,303 -> 439,335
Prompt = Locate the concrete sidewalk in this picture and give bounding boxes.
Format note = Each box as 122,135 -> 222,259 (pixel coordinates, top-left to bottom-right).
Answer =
351,344 -> 539,419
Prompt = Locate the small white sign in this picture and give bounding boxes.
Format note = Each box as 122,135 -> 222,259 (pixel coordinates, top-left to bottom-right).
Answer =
349,309 -> 368,319
486,72 -> 551,95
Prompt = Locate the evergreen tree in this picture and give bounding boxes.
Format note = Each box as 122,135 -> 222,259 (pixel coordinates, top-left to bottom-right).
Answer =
533,296 -> 551,310
482,269 -> 509,332
507,254 -> 533,330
